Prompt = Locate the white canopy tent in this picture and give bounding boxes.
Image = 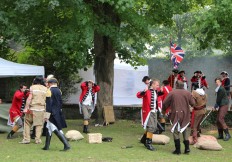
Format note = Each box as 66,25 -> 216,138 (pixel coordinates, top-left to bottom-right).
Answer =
0,58 -> 45,132
0,58 -> 45,77
66,59 -> 148,106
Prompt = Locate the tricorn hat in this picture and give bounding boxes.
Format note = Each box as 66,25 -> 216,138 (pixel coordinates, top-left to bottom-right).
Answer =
178,70 -> 185,74
47,78 -> 58,84
221,71 -> 228,75
172,69 -> 179,73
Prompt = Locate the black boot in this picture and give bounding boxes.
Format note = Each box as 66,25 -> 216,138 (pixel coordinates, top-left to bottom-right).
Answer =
145,138 -> 155,151
7,131 -> 15,139
42,131 -> 52,150
54,130 -> 70,151
183,140 -> 190,154
161,123 -> 166,132
173,139 -> 181,155
42,122 -> 47,136
140,134 -> 146,146
217,129 -> 224,139
223,128 -> 231,141
83,125 -> 90,134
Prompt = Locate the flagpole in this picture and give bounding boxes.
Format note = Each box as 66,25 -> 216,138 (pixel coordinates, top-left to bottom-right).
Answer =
170,37 -> 173,88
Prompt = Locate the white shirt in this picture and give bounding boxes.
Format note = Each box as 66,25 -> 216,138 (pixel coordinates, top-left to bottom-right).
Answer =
82,90 -> 92,106
174,77 -> 178,89
150,89 -> 157,112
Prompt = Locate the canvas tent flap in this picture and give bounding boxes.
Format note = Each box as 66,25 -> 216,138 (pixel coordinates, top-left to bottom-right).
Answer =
0,58 -> 44,77
66,59 -> 148,106
113,61 -> 148,106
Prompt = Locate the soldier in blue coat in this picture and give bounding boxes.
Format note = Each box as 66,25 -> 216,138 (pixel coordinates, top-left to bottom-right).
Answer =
42,78 -> 70,151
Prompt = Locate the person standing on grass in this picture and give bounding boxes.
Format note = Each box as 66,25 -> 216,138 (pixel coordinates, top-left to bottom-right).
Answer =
19,76 -> 47,144
162,80 -> 195,155
220,71 -> 231,109
214,77 -> 231,141
7,84 -> 29,139
190,88 -> 207,144
142,76 -> 165,134
160,80 -> 173,127
137,79 -> 163,151
168,69 -> 179,89
79,80 -> 100,133
42,78 -> 70,151
177,70 -> 188,90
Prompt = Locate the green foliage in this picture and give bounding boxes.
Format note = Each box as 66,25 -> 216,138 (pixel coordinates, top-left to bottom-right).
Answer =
0,0 -> 210,100
147,11 -> 215,60
195,0 -> 232,55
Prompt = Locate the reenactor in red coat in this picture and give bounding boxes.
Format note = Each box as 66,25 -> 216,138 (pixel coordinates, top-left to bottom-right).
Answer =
79,80 -> 100,133
137,79 -> 163,151
7,84 -> 29,139
168,69 -> 179,89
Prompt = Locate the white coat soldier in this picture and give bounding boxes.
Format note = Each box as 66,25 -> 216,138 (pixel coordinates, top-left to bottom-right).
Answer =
42,78 -> 70,151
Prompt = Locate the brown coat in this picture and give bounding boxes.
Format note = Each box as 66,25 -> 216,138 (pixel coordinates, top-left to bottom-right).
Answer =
162,89 -> 196,129
192,90 -> 207,109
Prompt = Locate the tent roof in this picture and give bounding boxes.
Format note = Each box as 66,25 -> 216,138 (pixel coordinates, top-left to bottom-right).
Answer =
0,58 -> 44,77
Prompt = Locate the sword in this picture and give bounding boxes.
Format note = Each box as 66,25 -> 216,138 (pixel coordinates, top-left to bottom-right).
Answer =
157,121 -> 164,131
200,109 -> 213,126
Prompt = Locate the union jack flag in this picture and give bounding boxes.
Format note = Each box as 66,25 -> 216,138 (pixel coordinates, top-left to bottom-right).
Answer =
170,41 -> 185,69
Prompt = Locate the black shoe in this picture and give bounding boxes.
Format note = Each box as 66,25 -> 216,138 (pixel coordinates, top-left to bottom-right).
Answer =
54,130 -> 70,151
145,138 -> 155,151
42,129 -> 52,150
7,131 -> 15,139
183,140 -> 190,154
217,129 -> 224,139
83,125 -> 90,134
173,139 -> 181,155
223,128 -> 231,141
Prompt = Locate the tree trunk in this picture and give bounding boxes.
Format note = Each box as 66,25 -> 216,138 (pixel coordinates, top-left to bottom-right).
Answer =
93,3 -> 120,124
94,33 -> 115,124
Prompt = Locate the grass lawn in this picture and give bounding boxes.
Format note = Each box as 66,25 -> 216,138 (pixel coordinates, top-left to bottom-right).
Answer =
0,120 -> 232,162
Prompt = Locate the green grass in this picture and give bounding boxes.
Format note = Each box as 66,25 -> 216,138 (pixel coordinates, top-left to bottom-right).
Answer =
0,120 -> 232,162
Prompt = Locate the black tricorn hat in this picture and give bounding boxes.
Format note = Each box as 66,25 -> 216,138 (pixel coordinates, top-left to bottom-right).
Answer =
178,70 -> 185,74
172,69 -> 179,73
221,71 -> 228,75
47,78 -> 58,83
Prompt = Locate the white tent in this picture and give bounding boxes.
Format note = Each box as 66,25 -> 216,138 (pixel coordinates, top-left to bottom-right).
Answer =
0,58 -> 45,77
66,59 -> 148,106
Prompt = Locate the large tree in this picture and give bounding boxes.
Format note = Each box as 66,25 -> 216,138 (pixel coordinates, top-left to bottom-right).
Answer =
1,0 -> 206,123
195,0 -> 232,54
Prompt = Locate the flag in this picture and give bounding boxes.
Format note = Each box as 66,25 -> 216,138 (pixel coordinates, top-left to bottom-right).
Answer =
170,41 -> 185,69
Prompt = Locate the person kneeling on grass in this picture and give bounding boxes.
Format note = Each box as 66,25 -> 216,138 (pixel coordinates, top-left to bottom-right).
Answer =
42,78 -> 70,151
162,81 -> 196,155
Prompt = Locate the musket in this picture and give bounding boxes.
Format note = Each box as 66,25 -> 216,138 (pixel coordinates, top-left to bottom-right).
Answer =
200,109 -> 213,126
157,121 -> 165,131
